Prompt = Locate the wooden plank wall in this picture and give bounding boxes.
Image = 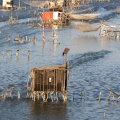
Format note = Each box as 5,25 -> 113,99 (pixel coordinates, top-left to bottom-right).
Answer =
32,68 -> 67,92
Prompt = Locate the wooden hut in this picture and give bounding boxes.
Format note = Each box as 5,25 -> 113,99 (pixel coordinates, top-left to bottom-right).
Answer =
29,64 -> 68,102
41,11 -> 70,27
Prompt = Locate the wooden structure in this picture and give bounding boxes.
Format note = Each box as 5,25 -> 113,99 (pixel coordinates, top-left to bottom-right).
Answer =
41,11 -> 70,27
100,22 -> 120,40
8,16 -> 17,25
69,13 -> 99,20
28,64 -> 68,102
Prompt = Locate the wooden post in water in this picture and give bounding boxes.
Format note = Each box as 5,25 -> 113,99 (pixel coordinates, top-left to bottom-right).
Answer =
10,87 -> 14,98
16,50 -> 19,61
98,92 -> 101,102
19,0 -> 21,9
42,25 -> 45,48
33,35 -> 36,45
28,50 -> 30,61
18,91 -> 20,99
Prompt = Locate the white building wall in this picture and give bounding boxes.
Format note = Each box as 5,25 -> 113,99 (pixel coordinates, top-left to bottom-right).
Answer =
3,0 -> 12,8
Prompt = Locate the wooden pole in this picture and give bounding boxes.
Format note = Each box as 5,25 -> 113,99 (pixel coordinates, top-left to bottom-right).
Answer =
19,0 -> 21,9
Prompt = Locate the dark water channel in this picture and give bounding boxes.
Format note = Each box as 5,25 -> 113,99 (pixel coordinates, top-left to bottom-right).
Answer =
0,14 -> 120,120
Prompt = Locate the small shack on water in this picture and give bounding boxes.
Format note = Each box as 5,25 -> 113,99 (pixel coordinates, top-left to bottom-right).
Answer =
28,64 -> 68,102
41,10 -> 70,27
31,64 -> 67,92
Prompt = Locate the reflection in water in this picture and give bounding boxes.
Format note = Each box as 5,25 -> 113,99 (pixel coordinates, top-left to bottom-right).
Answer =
31,101 -> 67,120
53,42 -> 60,57
100,36 -> 104,49
71,33 -> 101,52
